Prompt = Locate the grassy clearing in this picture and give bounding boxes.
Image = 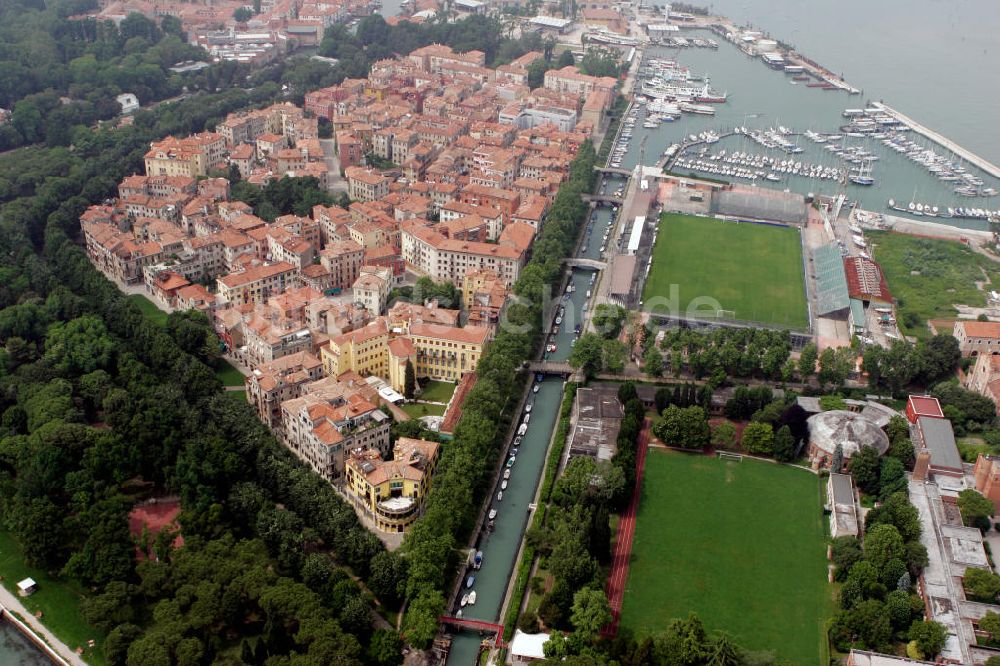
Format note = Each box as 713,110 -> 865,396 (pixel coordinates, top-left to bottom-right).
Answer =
214,359 -> 246,387
400,402 -> 446,419
642,214 -> 808,329
127,294 -> 168,327
620,451 -> 830,665
0,530 -> 105,665
868,231 -> 1000,337
416,380 -> 456,404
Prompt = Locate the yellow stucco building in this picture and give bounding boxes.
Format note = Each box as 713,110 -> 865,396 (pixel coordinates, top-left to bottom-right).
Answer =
345,437 -> 440,532
319,316 -> 489,391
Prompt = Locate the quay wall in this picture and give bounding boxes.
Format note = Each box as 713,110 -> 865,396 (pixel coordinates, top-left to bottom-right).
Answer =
870,102 -> 1000,180
0,606 -> 70,666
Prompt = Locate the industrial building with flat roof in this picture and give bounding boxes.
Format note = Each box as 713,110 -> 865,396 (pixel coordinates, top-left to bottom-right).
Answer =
569,384 -> 623,461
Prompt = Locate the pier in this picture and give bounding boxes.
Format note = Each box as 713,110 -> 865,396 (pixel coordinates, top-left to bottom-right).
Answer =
869,102 -> 1000,180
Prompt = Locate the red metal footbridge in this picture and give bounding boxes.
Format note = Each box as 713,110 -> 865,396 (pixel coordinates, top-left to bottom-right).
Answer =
438,616 -> 506,648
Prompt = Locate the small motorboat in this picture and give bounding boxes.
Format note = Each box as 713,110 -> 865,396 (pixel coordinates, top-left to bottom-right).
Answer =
461,593 -> 470,607
507,456 -> 516,468
513,436 -> 522,446
467,591 -> 477,605
523,412 -> 531,424
497,490 -> 504,502
466,575 -> 475,589
503,468 -> 511,480
501,480 -> 508,490
525,404 -> 532,413
473,550 -> 483,569
533,384 -> 540,393
489,509 -> 497,520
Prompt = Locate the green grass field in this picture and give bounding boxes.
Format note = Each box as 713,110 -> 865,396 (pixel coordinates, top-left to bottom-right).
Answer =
620,451 -> 830,665
401,402 -> 446,419
869,231 -> 1000,337
128,294 -> 168,327
643,214 -> 808,329
417,380 -> 456,403
215,359 -> 246,387
0,530 -> 106,664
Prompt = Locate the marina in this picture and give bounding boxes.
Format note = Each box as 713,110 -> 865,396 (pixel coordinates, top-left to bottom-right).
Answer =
615,29 -> 1000,228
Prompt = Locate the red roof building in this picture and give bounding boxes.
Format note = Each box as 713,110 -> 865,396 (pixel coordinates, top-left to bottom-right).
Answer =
906,395 -> 945,424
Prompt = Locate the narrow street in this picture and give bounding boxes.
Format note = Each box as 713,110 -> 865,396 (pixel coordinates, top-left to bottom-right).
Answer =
319,138 -> 349,194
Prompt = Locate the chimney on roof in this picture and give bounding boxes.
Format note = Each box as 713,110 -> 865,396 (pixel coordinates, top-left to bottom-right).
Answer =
913,449 -> 932,482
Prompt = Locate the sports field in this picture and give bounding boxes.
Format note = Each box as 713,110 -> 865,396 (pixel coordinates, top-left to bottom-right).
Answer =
619,451 -> 830,665
642,214 -> 808,329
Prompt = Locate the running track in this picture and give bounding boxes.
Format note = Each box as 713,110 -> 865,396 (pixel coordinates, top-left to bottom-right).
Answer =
602,418 -> 650,637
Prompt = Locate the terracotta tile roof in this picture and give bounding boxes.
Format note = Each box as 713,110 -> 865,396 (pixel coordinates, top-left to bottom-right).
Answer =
408,322 -> 489,344
957,321 -> 1000,339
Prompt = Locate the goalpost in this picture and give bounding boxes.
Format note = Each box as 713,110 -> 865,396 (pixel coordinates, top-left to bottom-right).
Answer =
718,452 -> 744,462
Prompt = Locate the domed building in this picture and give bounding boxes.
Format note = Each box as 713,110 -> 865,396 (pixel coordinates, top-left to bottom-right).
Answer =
806,409 -> 890,470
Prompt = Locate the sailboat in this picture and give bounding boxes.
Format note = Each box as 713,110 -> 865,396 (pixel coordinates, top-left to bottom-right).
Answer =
849,159 -> 875,186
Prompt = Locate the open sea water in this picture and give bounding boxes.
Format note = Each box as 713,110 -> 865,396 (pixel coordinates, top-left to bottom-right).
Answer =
703,0 -> 1000,164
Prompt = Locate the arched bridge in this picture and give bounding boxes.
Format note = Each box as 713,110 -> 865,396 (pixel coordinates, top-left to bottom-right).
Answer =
563,258 -> 606,270
438,616 -> 506,648
595,166 -> 633,177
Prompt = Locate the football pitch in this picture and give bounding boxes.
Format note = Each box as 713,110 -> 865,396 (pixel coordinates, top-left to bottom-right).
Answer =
619,451 -> 831,665
642,214 -> 808,329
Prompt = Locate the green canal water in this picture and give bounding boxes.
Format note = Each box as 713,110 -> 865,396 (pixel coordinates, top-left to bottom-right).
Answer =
0,621 -> 51,665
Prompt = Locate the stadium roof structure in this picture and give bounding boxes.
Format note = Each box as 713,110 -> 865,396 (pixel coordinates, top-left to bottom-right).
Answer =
813,242 -> 850,316
710,189 -> 807,224
844,256 -> 892,304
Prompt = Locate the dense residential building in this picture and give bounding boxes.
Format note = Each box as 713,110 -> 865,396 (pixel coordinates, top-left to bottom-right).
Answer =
400,220 -> 534,287
345,437 -> 440,532
246,351 -> 325,429
144,133 -> 227,178
78,42 -> 603,505
352,265 -> 394,315
462,268 -> 508,327
346,167 -> 391,202
279,376 -> 391,481
216,261 -> 298,305
543,66 -> 617,99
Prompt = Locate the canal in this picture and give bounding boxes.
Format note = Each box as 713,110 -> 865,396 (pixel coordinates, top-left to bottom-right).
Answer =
0,620 -> 50,665
443,376 -> 564,665
446,178 -> 625,663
